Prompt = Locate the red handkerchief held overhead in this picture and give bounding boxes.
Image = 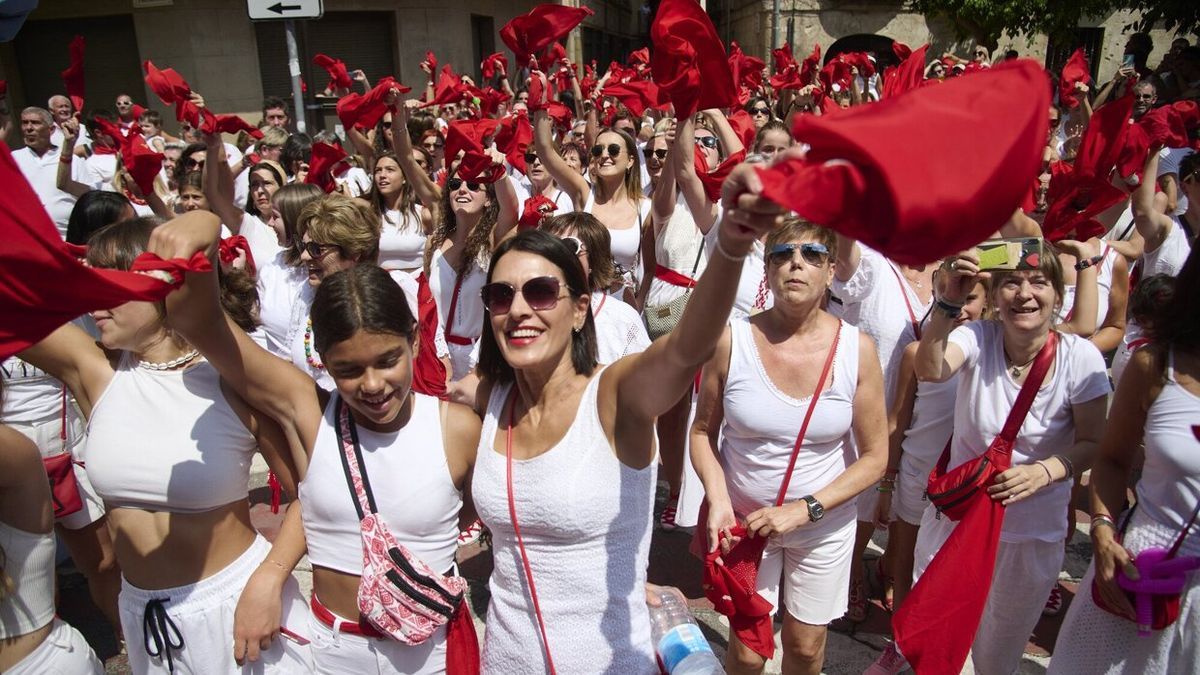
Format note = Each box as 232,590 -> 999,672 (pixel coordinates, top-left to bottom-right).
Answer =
305,142 -> 348,194
313,53 -> 354,92
144,61 -> 192,104
650,0 -> 737,119
337,76 -> 409,130
0,141 -> 203,361
62,35 -> 86,113
482,52 -> 509,80
882,44 -> 928,98
201,114 -> 264,139
601,81 -> 667,119
500,4 -> 594,62
122,133 -> 165,197
1059,48 -> 1091,110
757,60 -> 1050,266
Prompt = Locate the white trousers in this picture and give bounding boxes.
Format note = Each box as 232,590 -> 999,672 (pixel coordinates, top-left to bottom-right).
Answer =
6,618 -> 104,674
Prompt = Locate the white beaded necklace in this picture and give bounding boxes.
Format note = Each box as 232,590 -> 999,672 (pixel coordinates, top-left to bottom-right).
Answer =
137,349 -> 200,371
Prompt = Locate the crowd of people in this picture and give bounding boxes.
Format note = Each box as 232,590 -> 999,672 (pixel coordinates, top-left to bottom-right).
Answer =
0,2 -> 1198,674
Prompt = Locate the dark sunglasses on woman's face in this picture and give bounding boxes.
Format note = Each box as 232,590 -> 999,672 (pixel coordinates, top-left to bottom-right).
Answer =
695,135 -> 719,150
303,241 -> 338,259
750,106 -> 771,116
185,158 -> 205,169
643,148 -> 668,160
767,242 -> 830,266
480,276 -> 566,315
590,143 -> 623,159
447,177 -> 482,192
524,152 -> 541,166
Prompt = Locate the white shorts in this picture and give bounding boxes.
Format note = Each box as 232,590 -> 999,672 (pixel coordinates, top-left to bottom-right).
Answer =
307,599 -> 448,674
756,515 -> 857,626
118,536 -> 312,674
6,618 -> 104,674
894,455 -> 936,527
914,511 -> 1063,675
448,342 -> 474,382
8,413 -> 105,530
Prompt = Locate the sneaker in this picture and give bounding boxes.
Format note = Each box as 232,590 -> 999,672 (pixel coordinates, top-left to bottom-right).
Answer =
845,575 -> 868,622
864,643 -> 909,675
1042,584 -> 1064,616
457,519 -> 485,546
658,504 -> 678,531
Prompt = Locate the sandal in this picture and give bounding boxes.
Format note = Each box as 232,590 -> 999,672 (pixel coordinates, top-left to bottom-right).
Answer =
876,557 -> 895,613
846,574 -> 868,622
1042,584 -> 1064,617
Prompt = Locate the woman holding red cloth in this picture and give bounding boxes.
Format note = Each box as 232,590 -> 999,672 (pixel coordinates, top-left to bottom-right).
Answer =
879,250 -> 1109,674
690,218 -> 888,675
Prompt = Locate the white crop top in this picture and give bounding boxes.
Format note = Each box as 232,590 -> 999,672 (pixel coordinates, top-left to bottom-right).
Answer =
583,191 -> 651,274
84,356 -> 257,513
720,318 -> 859,528
1135,351 -> 1200,532
300,393 -> 461,576
379,208 -> 427,272
0,522 -> 56,638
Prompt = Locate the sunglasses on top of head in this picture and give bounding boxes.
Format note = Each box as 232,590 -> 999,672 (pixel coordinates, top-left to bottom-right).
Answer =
447,177 -> 483,192
590,143 -> 623,159
480,276 -> 569,315
767,242 -> 830,266
695,135 -> 719,150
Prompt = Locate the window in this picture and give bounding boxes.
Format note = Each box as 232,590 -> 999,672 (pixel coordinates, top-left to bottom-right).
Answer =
471,15 -> 496,83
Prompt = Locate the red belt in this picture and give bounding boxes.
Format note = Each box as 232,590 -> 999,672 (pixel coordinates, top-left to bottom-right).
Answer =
654,264 -> 696,288
446,335 -> 473,346
310,595 -> 386,638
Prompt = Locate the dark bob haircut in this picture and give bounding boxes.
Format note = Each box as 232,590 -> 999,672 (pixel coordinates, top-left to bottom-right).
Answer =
476,230 -> 598,383
311,265 -> 416,356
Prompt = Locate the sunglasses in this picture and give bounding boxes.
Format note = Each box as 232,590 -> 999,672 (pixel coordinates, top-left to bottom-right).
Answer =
590,143 -> 623,159
643,148 -> 668,160
303,241 -> 339,259
1134,94 -> 1156,101
447,177 -> 482,192
766,242 -> 830,266
695,135 -> 719,150
480,276 -> 567,315
381,121 -> 392,129
184,158 -> 205,169
560,236 -> 586,256
750,106 -> 771,116
524,152 -> 541,165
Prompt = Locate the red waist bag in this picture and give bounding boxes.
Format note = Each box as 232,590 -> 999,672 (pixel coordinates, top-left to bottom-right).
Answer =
926,331 -> 1059,522
44,389 -> 82,519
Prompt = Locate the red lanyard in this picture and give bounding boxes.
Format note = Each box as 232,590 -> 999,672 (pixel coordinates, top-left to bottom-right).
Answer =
593,292 -> 607,319
443,270 -> 470,345
888,264 -> 922,340
504,390 -> 557,674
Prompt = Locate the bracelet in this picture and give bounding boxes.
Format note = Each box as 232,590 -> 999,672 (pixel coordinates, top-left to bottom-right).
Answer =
714,235 -> 748,262
1034,459 -> 1055,484
1089,514 -> 1117,536
1074,254 -> 1104,272
934,298 -> 963,318
261,558 -> 289,571
59,155 -> 73,164
1054,454 -> 1075,481
876,485 -> 895,494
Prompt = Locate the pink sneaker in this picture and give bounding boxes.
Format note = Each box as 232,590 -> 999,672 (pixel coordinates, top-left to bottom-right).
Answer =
658,503 -> 678,531
864,642 -> 909,675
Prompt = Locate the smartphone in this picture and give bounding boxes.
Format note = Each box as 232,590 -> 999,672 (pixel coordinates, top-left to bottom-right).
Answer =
1122,54 -> 1136,68
972,237 -> 1042,271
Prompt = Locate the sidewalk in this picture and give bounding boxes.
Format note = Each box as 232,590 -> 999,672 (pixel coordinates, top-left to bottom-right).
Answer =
63,455 -> 1094,674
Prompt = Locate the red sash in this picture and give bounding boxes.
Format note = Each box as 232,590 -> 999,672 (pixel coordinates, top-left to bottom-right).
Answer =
654,264 -> 697,288
412,272 -> 448,399
894,332 -> 1058,675
444,270 -> 473,346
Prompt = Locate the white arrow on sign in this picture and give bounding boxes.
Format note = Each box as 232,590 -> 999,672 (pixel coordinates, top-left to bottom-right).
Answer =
247,0 -> 323,21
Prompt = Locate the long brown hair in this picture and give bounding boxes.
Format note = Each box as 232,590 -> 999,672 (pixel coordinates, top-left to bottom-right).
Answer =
590,128 -> 643,210
424,171 -> 499,277
368,153 -> 420,230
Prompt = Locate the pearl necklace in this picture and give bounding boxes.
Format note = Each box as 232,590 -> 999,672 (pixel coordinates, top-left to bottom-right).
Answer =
304,319 -> 325,370
137,349 -> 200,371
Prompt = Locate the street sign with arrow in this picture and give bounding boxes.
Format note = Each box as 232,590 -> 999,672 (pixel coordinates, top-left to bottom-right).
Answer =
247,0 -> 323,21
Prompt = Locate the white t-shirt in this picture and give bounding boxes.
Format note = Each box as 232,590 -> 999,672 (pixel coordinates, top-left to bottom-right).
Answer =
335,166 -> 372,198
833,246 -> 933,408
12,144 -> 88,238
49,124 -> 90,150
83,153 -> 118,190
256,251 -> 307,359
239,213 -> 284,270
947,322 -> 1110,543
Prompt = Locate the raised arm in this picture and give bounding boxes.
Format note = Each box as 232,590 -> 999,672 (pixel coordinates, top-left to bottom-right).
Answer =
203,132 -> 247,235
392,100 -> 442,208
650,120 -> 678,232
672,115 -> 720,234
915,253 -> 978,382
834,233 -> 862,283
18,323 -> 112,417
55,118 -> 91,198
606,164 -> 783,468
147,210 -> 323,468
1132,148 -> 1174,251
1054,238 -> 1100,338
489,149 -> 520,241
532,107 -> 589,206
703,109 -> 745,159
1091,252 -> 1128,353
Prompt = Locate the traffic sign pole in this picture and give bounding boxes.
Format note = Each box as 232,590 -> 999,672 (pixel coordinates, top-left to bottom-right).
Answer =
285,19 -> 306,133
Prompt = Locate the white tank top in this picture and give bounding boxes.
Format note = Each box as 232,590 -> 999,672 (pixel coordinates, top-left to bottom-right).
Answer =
900,374 -> 958,471
428,248 -> 487,344
1134,350 -> 1200,534
256,251 -> 307,359
300,393 -> 461,576
379,208 -> 427,272
472,370 -> 657,674
1141,219 -> 1191,277
583,191 -> 651,275
0,522 -> 56,638
1058,244 -> 1117,329
646,194 -> 709,308
84,357 -> 256,512
719,318 -> 859,528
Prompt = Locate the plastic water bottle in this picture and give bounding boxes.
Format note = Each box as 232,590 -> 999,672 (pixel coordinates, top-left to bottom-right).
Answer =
648,587 -> 725,674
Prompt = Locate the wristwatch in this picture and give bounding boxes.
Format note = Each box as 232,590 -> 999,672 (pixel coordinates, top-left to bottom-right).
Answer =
801,495 -> 825,522
1074,254 -> 1104,272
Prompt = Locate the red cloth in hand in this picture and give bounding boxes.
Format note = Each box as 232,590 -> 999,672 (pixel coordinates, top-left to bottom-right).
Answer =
650,0 -> 737,120
91,116 -> 125,149
519,195 -> 556,230
337,76 -> 409,130
728,110 -> 756,151
819,57 -> 853,93
537,42 -> 568,74
410,272 -> 448,400
695,521 -> 776,659
601,81 -> 668,119
495,113 -> 533,175
0,141 -> 211,360
729,41 -> 765,92
694,147 -> 747,204
423,51 -> 437,74
455,151 -> 506,184
628,47 -> 650,67
478,87 -> 512,118
892,42 -> 913,61
892,470 -> 1008,674
882,44 -> 928,98
1138,101 -> 1199,149
313,53 -> 354,91
482,52 -> 508,80
526,72 -> 574,128
1059,48 -> 1092,110
500,4 -> 594,62
305,142 -> 348,193
62,35 -> 86,113
122,133 -> 164,197
445,119 -> 501,165
756,60 -> 1049,266
421,66 -> 469,109
842,51 -> 876,78
771,42 -> 796,74
201,114 -> 264,139
218,235 -> 256,276
144,61 -> 192,105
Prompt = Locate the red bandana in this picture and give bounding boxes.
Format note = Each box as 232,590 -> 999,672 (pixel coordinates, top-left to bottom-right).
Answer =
61,35 -> 86,113
1059,48 -> 1092,110
313,53 -> 354,91
500,4 -> 594,62
650,0 -> 737,119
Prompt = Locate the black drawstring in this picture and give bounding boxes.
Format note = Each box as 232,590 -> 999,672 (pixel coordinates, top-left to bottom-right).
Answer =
143,597 -> 184,672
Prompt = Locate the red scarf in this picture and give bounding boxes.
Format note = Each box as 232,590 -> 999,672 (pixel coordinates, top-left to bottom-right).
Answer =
410,272 -> 448,400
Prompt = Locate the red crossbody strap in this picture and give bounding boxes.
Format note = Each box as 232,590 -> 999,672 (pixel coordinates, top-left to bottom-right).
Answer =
774,321 -> 842,507
888,264 -> 922,340
443,270 -> 466,343
998,331 -> 1059,445
504,389 -> 557,675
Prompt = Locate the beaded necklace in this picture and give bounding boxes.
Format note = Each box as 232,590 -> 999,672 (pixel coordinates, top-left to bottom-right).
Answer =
304,318 -> 324,370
